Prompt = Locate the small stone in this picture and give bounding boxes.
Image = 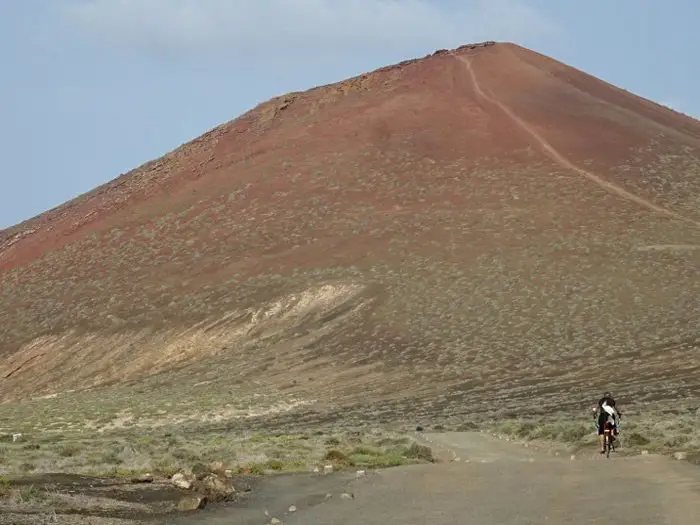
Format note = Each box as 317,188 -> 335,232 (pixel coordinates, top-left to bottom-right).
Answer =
172,472 -> 194,490
323,464 -> 333,474
641,450 -> 649,456
453,457 -> 461,462
132,473 -> 154,483
325,493 -> 333,500
313,467 -> 320,473
673,451 -> 688,461
355,470 -> 366,478
176,494 -> 207,511
288,505 -> 297,512
224,469 -> 233,478
340,492 -> 354,500
12,433 -> 22,443
570,455 -> 576,461
270,518 -> 282,524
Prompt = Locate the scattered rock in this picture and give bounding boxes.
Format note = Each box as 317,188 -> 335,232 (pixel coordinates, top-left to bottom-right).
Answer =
224,469 -> 233,478
131,473 -> 154,483
198,473 -> 235,499
176,494 -> 207,511
210,461 -> 224,472
313,467 -> 320,473
641,450 -> 649,456
323,465 -> 334,474
325,493 -> 333,500
673,451 -> 688,461
570,455 -> 576,461
270,518 -> 282,524
416,426 -> 424,432
340,492 -> 354,500
12,433 -> 22,443
356,470 -> 366,478
288,505 -> 297,512
171,472 -> 194,490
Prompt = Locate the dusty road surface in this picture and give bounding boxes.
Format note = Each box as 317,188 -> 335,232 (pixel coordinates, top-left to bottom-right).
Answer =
168,432 -> 700,525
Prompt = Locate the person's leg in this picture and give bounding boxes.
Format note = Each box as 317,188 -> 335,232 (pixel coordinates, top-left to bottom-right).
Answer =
598,421 -> 605,452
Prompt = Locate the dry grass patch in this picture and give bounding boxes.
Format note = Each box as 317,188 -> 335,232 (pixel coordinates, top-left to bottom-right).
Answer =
486,408 -> 700,458
0,425 -> 432,479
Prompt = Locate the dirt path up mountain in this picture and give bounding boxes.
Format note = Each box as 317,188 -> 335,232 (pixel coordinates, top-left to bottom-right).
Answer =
175,432 -> 700,524
456,54 -> 700,229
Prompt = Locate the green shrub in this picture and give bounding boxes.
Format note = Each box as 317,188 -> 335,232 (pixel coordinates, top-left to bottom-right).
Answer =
560,425 -> 589,443
58,443 -> 82,458
403,443 -> 434,462
626,432 -> 650,446
350,446 -> 381,457
152,458 -> 179,477
0,477 -> 11,498
248,463 -> 265,476
515,422 -> 537,438
324,449 -> 354,466
264,459 -> 284,471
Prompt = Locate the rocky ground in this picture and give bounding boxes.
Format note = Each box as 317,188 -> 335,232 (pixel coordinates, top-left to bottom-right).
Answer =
0,422 -> 435,524
5,431 -> 698,525
2,417 -> 699,524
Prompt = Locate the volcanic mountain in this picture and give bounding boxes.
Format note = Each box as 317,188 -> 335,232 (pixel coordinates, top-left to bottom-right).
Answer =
2,42 -> 700,422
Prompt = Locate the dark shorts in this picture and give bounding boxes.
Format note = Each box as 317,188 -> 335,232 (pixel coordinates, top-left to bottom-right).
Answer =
597,416 -> 617,436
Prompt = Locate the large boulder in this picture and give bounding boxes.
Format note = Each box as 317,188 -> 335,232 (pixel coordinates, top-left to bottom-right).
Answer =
195,472 -> 236,501
171,472 -> 195,490
176,494 -> 207,511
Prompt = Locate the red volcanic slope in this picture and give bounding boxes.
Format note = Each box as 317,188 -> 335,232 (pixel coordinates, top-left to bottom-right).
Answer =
2,41 -> 699,269
1,42 -> 700,407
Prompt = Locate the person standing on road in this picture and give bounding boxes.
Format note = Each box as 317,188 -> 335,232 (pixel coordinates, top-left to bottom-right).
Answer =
594,391 -> 622,454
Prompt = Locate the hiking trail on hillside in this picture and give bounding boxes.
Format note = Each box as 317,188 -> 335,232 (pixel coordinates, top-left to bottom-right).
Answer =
457,54 -> 700,229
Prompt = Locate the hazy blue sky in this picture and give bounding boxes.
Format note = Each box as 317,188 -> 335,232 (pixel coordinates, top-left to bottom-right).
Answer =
1,1 -> 698,228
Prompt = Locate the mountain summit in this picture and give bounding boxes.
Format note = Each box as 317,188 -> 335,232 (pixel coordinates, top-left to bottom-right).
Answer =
1,42 -> 699,418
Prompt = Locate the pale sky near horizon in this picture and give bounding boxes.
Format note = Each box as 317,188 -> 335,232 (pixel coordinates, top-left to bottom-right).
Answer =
1,1 -> 699,229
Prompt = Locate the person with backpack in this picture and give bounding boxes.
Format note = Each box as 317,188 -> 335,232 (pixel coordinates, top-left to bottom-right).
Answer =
594,391 -> 622,454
